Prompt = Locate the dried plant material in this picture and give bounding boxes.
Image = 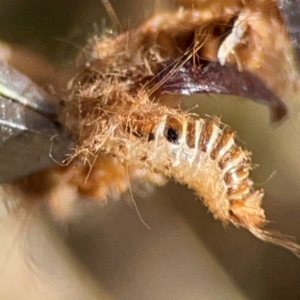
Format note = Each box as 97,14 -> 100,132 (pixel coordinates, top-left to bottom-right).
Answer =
85,0 -> 300,115
158,60 -> 288,122
214,2 -> 300,111
278,0 -> 300,68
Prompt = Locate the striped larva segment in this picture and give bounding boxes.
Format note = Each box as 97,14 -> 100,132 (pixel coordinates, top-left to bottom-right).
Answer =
138,114 -> 300,255
87,102 -> 264,229
130,115 -> 264,229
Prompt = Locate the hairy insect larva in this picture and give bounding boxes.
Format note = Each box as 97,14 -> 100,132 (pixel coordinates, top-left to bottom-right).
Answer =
61,74 -> 300,256
125,115 -> 261,228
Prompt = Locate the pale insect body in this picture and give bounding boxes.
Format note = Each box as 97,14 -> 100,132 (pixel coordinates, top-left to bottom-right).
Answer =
102,109 -> 263,228
64,75 -> 300,253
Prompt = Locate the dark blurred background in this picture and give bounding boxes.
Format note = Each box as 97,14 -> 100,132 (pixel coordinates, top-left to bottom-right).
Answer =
0,1 -> 300,299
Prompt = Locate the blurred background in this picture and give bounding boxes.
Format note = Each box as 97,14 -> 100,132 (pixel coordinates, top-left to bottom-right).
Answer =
0,1 -> 300,299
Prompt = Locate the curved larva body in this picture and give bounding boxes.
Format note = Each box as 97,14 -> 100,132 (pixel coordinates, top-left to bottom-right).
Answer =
148,117 -> 263,227
91,109 -> 300,255
100,110 -> 265,230
62,76 -> 300,255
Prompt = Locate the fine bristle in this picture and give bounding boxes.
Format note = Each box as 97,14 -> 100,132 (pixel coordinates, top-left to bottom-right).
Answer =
250,227 -> 300,258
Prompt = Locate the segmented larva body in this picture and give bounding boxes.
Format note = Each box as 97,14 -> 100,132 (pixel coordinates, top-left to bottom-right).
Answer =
103,110 -> 264,231
63,79 -> 264,232
148,116 -> 263,228
62,76 -> 300,255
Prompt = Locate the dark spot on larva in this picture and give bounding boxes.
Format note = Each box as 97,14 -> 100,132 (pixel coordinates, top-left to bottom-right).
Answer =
165,127 -> 179,144
148,132 -> 155,141
140,155 -> 148,161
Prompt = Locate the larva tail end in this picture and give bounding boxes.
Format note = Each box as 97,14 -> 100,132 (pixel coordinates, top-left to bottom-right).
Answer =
250,227 -> 300,258
229,191 -> 266,229
229,192 -> 300,257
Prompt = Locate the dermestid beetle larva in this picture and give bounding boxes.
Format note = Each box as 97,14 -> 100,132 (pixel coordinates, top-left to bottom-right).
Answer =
60,70 -> 300,256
